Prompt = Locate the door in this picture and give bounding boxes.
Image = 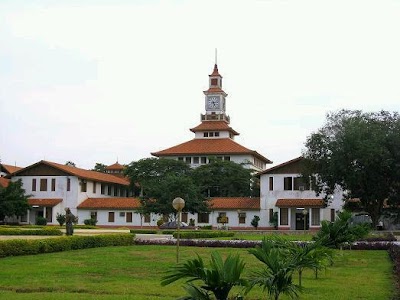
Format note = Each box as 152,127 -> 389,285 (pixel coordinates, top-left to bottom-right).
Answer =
295,213 -> 309,230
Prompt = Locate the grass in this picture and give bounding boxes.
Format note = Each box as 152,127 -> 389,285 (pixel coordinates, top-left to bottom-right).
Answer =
0,245 -> 394,299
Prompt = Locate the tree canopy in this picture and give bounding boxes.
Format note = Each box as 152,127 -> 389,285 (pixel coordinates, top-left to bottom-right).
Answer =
92,163 -> 107,173
124,158 -> 208,216
191,158 -> 255,197
302,109 -> 400,224
0,179 -> 30,222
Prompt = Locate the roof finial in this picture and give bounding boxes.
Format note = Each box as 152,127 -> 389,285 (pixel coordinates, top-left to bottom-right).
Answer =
215,48 -> 218,65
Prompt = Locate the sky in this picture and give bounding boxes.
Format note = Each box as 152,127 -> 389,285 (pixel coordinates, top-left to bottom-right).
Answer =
1,0 -> 400,170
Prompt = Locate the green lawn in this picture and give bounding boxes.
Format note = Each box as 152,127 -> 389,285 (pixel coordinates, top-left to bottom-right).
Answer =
0,245 -> 394,299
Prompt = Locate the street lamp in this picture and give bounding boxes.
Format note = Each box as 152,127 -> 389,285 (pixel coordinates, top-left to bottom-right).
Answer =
302,208 -> 308,234
172,197 -> 185,263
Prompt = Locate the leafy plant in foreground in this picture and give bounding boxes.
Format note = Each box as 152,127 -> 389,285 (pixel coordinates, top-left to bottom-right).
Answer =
161,251 -> 247,300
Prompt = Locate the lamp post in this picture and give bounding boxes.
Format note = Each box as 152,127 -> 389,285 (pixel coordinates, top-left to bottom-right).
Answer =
172,197 -> 185,263
302,208 -> 308,234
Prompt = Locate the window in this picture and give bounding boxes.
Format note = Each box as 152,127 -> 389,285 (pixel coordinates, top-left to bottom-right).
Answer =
198,213 -> 209,223
67,178 -> 71,191
203,132 -> 209,137
215,132 -> 220,137
217,156 -> 222,160
107,185 -> 112,196
101,184 -> 105,195
46,207 -> 53,222
90,211 -> 97,220
126,212 -> 133,223
330,209 -> 335,222
209,132 -> 214,137
178,157 -> 184,161
294,177 -> 308,190
185,157 -> 191,164
114,186 -> 118,196
284,177 -> 293,190
119,212 -> 125,217
311,208 -> 320,225
238,212 -> 246,224
280,208 -> 288,225
269,177 -> 274,191
32,179 -> 37,191
144,214 -> 151,223
108,212 -> 115,222
93,182 -> 97,193
224,156 -> 230,161
201,157 -> 207,164
193,157 -> 199,164
51,179 -> 56,191
40,179 -> 47,191
181,212 -> 188,223
81,180 -> 87,192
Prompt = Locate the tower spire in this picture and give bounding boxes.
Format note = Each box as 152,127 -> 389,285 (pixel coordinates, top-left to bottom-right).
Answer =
215,48 -> 218,65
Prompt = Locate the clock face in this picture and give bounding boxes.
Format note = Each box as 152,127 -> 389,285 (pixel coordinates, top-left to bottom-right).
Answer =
207,96 -> 220,109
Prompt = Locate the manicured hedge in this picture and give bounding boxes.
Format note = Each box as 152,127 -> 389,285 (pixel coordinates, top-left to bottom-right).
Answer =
0,228 -> 63,236
130,229 -> 158,234
0,234 -> 134,258
173,231 -> 235,239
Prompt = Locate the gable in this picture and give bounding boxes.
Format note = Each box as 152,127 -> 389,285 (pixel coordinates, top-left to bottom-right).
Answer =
14,164 -> 69,176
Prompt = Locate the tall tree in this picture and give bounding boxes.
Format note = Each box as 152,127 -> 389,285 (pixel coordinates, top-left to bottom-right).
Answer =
92,163 -> 107,173
0,179 -> 30,222
191,158 -> 254,197
302,110 -> 400,225
124,158 -> 208,216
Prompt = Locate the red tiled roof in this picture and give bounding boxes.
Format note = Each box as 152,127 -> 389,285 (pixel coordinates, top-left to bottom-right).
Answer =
210,64 -> 222,77
210,197 -> 260,209
0,177 -> 10,188
190,121 -> 239,135
106,162 -> 124,170
13,161 -> 130,185
1,164 -> 23,174
77,198 -> 141,210
151,138 -> 272,163
204,87 -> 226,93
276,199 -> 324,208
28,198 -> 62,207
257,157 -> 303,175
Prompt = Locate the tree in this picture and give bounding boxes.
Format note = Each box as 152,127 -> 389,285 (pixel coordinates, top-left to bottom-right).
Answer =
0,179 -> 30,223
92,163 -> 107,173
65,161 -> 76,167
191,158 -> 254,197
303,110 -> 400,225
161,251 -> 247,300
125,158 -> 208,216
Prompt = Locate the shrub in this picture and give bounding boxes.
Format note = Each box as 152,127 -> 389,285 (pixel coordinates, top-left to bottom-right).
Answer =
36,216 -> 47,226
84,218 -> 98,226
251,216 -> 260,229
0,228 -> 62,236
0,234 -> 134,258
200,225 -> 212,230
130,229 -> 158,234
174,231 -> 235,239
56,213 -> 66,226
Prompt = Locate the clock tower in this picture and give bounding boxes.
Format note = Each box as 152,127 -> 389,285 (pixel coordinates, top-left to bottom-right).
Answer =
202,64 -> 229,123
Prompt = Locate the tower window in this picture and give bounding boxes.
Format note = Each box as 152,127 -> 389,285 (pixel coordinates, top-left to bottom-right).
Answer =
211,78 -> 218,85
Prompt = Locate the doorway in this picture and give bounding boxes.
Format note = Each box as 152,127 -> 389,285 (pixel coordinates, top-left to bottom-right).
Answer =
295,213 -> 309,230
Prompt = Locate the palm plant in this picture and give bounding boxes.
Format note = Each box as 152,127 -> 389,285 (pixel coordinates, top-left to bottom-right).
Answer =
248,238 -> 301,300
161,251 -> 247,300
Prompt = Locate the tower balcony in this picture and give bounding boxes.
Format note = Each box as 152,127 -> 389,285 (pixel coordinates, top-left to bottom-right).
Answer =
201,113 -> 230,123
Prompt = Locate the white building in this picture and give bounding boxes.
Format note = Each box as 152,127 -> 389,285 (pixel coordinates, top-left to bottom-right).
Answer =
151,64 -> 272,172
258,157 -> 343,230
